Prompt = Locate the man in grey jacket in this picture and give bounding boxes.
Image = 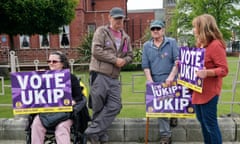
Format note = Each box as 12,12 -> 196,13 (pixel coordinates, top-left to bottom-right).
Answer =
85,7 -> 133,144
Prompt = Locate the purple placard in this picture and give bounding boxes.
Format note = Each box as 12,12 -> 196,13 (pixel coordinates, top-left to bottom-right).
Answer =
146,82 -> 195,118
177,47 -> 205,93
11,69 -> 72,115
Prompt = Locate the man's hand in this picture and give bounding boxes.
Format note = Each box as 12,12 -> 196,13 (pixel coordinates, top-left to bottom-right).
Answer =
146,80 -> 154,84
165,76 -> 174,86
115,58 -> 126,68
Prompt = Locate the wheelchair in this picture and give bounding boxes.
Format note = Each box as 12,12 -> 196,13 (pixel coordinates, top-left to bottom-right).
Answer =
25,96 -> 91,144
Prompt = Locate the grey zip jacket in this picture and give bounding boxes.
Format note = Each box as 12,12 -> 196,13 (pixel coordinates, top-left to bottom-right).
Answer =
89,25 -> 133,78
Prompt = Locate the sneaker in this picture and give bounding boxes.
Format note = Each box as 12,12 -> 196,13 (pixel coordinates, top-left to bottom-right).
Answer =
87,134 -> 99,144
99,133 -> 109,144
160,137 -> 171,144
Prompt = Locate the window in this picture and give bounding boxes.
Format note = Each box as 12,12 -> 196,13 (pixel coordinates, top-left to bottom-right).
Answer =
232,41 -> 240,52
167,0 -> 176,6
87,24 -> 96,33
20,35 -> 30,49
40,34 -> 50,48
59,26 -> 70,48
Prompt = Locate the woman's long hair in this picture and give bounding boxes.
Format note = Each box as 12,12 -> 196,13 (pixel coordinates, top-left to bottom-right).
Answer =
192,14 -> 226,48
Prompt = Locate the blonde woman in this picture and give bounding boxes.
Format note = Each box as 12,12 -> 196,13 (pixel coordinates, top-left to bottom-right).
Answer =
192,14 -> 228,144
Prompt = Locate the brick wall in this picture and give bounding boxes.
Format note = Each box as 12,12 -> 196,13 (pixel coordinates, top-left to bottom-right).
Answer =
127,12 -> 154,44
0,0 -> 162,63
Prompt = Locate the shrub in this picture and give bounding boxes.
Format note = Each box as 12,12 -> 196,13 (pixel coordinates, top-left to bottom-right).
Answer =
77,32 -> 93,63
0,63 -> 9,79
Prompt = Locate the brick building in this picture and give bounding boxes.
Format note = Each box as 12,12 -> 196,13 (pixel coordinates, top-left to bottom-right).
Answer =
0,0 -> 170,64
163,0 -> 176,31
127,10 -> 155,47
0,0 -> 128,63
127,9 -> 165,48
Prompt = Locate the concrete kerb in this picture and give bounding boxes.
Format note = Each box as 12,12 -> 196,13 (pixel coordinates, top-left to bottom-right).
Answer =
0,117 -> 239,143
0,117 -> 28,140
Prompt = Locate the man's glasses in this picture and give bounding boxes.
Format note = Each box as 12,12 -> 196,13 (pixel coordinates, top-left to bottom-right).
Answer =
151,27 -> 161,31
47,60 -> 60,64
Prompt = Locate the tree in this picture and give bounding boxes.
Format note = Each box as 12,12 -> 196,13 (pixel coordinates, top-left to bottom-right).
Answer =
0,0 -> 79,50
168,0 -> 240,46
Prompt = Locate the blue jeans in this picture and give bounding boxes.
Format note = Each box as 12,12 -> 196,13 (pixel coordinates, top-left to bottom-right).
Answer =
158,118 -> 171,138
194,96 -> 222,144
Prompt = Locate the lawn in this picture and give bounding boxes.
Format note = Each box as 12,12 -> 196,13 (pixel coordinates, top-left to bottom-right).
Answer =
0,56 -> 239,118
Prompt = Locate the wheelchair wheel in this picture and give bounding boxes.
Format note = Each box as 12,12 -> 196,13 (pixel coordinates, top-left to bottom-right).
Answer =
72,133 -> 87,144
79,133 -> 87,144
26,132 -> 31,144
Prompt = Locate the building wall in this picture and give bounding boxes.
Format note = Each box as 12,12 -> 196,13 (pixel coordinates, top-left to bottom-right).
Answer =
164,0 -> 176,35
127,11 -> 154,45
0,0 -> 166,63
0,0 -> 128,63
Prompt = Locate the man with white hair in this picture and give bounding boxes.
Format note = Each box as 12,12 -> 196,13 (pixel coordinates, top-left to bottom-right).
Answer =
142,20 -> 179,144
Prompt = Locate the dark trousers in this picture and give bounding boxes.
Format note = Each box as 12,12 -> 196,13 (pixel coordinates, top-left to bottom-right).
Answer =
194,96 -> 222,144
85,72 -> 122,142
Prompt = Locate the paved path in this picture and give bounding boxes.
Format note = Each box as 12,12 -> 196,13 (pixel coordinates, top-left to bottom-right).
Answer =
0,140 -> 238,144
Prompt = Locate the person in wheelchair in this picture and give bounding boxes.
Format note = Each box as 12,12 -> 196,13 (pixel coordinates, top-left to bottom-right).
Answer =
27,51 -> 90,144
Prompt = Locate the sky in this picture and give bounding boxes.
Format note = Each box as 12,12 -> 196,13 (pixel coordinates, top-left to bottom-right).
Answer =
127,0 -> 163,10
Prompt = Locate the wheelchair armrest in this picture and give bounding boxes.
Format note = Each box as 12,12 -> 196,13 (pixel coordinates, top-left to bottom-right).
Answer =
25,114 -> 37,131
71,96 -> 90,133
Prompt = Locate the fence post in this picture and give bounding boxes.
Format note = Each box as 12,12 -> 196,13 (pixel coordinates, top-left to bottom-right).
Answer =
34,59 -> 39,71
230,54 -> 240,114
69,59 -> 75,73
10,51 -> 16,72
0,76 -> 4,95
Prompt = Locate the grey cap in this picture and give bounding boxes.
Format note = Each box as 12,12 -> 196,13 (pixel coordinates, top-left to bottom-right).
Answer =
110,7 -> 125,18
150,20 -> 165,29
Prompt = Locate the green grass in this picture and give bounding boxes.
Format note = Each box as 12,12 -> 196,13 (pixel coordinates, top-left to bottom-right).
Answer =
216,56 -> 240,116
0,56 -> 239,118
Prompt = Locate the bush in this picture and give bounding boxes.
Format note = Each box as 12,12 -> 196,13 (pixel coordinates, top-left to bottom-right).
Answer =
0,63 -> 9,79
121,48 -> 142,71
77,32 -> 93,63
122,63 -> 141,71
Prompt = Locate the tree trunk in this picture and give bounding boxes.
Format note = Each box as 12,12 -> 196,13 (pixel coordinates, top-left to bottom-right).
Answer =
9,34 -> 14,51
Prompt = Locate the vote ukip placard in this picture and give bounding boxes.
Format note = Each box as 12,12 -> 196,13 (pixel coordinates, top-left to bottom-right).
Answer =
11,69 -> 72,115
146,82 -> 195,118
177,47 -> 205,93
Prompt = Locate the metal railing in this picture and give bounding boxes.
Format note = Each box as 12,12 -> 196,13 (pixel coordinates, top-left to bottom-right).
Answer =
0,57 -> 240,115
0,77 -> 4,95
